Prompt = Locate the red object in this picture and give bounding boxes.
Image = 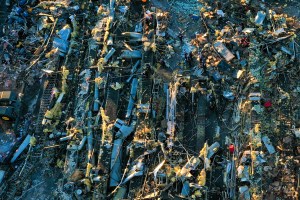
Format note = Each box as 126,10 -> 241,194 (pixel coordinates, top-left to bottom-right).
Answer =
264,100 -> 272,108
229,144 -> 235,153
240,37 -> 250,47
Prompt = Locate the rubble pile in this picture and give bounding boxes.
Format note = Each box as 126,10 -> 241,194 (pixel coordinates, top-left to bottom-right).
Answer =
0,0 -> 299,199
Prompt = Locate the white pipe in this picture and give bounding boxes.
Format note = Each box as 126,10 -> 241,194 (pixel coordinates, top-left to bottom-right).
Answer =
59,135 -> 73,142
78,136 -> 87,151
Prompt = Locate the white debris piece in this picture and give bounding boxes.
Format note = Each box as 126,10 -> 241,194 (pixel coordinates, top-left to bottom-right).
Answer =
273,28 -> 285,36
207,142 -> 220,159
237,165 -> 244,178
262,136 -> 276,154
153,160 -> 165,181
180,157 -> 200,177
292,127 -> 300,138
214,41 -> 235,61
249,92 -> 261,101
242,28 -> 255,33
252,104 -> 264,114
122,159 -> 145,184
217,10 -> 225,17
255,11 -> 266,25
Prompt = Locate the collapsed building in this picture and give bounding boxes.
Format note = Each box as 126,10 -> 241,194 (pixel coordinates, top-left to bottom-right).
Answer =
0,0 -> 299,199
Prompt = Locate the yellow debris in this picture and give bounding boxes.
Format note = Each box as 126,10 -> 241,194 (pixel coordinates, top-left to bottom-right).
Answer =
30,136 -> 37,146
197,169 -> 206,186
199,142 -> 208,158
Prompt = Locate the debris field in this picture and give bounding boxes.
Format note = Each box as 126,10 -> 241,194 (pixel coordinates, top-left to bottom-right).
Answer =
0,0 -> 299,199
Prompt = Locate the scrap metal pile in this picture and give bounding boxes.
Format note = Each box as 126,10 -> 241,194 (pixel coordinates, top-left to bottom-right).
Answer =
0,0 -> 299,199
